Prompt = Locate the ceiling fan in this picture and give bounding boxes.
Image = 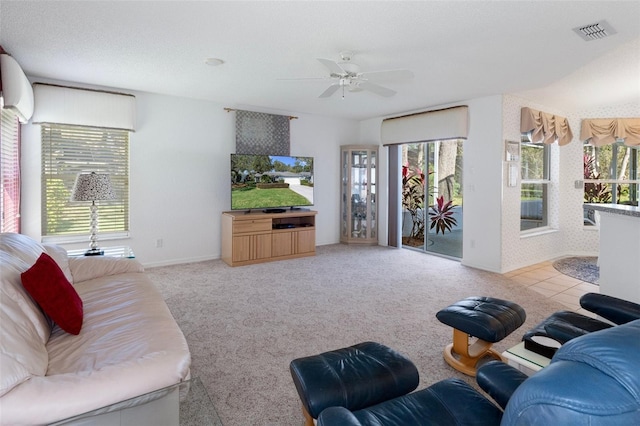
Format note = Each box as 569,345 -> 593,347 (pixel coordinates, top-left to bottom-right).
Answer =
284,51 -> 414,99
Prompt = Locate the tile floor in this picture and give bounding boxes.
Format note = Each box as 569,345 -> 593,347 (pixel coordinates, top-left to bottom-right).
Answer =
504,260 -> 600,318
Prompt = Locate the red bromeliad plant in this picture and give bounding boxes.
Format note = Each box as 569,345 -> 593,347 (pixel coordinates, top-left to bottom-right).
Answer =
429,195 -> 458,235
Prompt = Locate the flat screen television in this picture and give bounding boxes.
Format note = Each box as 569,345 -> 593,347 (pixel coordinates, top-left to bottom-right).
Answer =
230,154 -> 314,212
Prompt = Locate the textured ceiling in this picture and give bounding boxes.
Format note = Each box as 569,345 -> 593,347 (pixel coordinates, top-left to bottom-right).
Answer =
1,1 -> 639,120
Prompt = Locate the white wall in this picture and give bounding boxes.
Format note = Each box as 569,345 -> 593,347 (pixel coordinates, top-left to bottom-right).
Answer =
358,95 -> 505,272
21,81 -> 360,267
461,95 -> 504,272
500,95 -> 566,272
21,80 -> 637,271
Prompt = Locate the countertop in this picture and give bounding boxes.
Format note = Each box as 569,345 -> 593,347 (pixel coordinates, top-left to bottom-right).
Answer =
584,203 -> 640,218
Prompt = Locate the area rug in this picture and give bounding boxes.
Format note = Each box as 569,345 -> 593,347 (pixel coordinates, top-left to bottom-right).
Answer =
552,256 -> 599,284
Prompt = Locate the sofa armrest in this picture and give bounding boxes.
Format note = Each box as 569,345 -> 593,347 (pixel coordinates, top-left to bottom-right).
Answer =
318,407 -> 363,426
476,360 -> 528,410
69,257 -> 144,283
580,293 -> 640,325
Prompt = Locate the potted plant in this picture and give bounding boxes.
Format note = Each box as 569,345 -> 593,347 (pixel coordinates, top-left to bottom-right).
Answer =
429,195 -> 458,235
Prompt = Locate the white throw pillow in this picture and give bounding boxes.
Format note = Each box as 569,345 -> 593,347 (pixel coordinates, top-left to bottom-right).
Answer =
44,243 -> 74,284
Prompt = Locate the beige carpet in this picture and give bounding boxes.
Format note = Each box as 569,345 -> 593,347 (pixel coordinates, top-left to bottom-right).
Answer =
147,244 -> 566,426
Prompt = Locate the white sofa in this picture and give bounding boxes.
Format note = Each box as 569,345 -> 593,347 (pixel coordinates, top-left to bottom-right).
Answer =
0,233 -> 191,425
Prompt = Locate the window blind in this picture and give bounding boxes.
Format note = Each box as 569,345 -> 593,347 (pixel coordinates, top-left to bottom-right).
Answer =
41,124 -> 129,237
1,108 -> 21,233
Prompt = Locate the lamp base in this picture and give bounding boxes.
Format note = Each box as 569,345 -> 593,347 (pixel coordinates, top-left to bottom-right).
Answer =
84,248 -> 104,256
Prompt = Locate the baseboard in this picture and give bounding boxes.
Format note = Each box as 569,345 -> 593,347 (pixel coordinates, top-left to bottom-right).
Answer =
142,254 -> 220,269
502,251 -> 599,274
460,260 -> 502,274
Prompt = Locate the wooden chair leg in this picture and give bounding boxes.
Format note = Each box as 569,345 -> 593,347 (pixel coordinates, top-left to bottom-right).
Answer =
302,404 -> 314,426
443,328 -> 503,376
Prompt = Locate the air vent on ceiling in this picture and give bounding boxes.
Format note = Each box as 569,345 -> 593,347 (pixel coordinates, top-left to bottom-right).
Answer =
573,20 -> 617,41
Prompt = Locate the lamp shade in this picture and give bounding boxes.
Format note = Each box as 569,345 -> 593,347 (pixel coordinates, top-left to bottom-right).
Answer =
70,172 -> 116,202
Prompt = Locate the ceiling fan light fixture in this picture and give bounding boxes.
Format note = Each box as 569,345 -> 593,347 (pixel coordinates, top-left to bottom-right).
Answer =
310,51 -> 412,99
205,57 -> 224,66
338,62 -> 360,75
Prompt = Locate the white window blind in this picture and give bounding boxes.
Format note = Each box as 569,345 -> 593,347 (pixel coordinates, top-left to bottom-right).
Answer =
41,124 -> 129,237
1,108 -> 21,233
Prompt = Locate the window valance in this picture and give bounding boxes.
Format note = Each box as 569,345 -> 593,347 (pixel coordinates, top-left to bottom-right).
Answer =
31,83 -> 136,131
520,107 -> 572,146
580,117 -> 640,146
380,105 -> 468,146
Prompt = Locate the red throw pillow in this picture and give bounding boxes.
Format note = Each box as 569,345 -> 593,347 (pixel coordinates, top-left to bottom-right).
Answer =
21,252 -> 83,335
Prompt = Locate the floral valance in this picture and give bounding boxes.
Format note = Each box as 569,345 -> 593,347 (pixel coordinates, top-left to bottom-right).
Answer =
580,117 -> 640,147
520,107 -> 573,146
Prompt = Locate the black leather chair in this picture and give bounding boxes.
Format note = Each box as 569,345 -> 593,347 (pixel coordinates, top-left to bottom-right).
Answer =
522,292 -> 640,358
317,320 -> 640,425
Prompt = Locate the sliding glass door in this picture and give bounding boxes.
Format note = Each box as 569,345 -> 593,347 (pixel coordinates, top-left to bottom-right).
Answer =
401,140 -> 463,258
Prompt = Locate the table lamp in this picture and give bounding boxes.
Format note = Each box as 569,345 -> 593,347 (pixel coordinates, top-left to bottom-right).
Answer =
70,172 -> 116,256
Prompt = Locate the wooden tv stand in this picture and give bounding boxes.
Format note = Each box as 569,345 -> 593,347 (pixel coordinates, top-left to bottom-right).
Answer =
221,210 -> 317,266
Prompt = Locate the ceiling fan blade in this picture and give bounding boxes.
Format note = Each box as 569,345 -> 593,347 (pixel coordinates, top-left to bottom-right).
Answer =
277,77 -> 328,81
358,81 -> 396,97
359,69 -> 414,81
317,58 -> 346,76
319,84 -> 340,98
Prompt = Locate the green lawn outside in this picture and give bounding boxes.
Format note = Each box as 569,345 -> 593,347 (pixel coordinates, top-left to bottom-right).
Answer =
231,188 -> 311,209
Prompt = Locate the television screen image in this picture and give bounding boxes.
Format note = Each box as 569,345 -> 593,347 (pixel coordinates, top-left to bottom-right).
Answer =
230,154 -> 314,211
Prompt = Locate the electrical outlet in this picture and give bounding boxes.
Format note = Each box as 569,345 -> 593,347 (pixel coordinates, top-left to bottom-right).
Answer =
156,238 -> 163,248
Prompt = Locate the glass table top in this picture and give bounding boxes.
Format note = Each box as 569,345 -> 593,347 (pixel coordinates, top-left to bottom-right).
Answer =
67,246 -> 135,258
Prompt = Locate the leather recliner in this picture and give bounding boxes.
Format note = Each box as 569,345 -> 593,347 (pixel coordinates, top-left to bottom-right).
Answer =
317,319 -> 640,425
522,292 -> 640,358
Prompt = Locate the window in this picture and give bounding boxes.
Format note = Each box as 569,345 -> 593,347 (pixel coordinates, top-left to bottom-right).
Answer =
583,142 -> 639,226
520,142 -> 550,231
41,124 -> 129,239
1,108 -> 21,233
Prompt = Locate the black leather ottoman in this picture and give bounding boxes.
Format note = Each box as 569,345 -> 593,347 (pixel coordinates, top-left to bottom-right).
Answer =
436,296 -> 526,376
289,341 -> 419,426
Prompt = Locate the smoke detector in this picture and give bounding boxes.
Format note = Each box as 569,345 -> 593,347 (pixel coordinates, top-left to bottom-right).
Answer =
573,20 -> 617,41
